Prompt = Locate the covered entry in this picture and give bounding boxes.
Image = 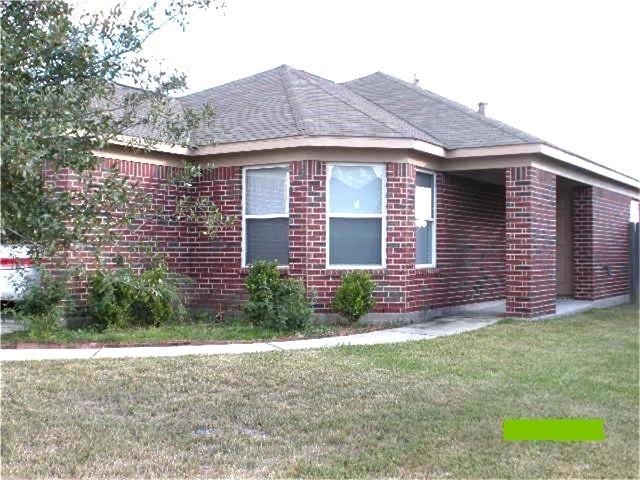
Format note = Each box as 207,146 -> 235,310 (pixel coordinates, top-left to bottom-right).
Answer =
556,178 -> 575,297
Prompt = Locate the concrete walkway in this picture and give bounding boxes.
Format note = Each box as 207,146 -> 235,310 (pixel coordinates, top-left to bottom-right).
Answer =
0,314 -> 499,362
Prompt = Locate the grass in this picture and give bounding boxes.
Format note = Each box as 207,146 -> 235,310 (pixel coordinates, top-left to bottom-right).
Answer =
0,320 -> 364,347
1,304 -> 638,478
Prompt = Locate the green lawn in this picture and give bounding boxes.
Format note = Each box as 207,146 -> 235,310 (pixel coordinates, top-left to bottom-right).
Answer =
0,320 -> 361,347
1,305 -> 638,478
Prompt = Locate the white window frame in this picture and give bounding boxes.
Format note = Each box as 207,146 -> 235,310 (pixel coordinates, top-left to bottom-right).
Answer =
325,163 -> 386,269
241,164 -> 290,268
415,168 -> 437,269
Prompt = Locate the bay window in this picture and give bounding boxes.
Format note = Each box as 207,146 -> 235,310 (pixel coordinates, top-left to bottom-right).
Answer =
243,165 -> 289,266
327,164 -> 385,267
415,170 -> 436,266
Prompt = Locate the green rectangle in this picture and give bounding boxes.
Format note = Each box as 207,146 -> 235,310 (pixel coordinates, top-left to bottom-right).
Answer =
503,419 -> 605,442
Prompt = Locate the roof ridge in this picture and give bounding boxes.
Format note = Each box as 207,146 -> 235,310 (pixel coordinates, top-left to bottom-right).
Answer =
291,68 -> 441,144
278,66 -> 308,136
372,71 -> 540,145
178,65 -> 292,100
341,75 -> 448,147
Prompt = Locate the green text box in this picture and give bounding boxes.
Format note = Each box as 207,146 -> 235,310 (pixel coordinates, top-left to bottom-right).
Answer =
503,418 -> 605,442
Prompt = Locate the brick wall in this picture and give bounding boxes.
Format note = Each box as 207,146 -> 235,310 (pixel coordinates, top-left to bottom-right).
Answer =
53,156 -> 631,319
414,173 -> 506,310
52,157 -> 509,317
573,184 -> 631,300
45,158 -> 194,307
189,166 -> 243,308
573,185 -> 595,299
505,166 -> 557,317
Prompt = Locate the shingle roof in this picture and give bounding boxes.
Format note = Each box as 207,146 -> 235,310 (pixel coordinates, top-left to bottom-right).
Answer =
342,72 -> 543,148
175,65 -> 544,149
178,65 -> 440,146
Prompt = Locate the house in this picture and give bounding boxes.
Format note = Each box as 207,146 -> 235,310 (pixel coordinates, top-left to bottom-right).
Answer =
65,65 -> 640,319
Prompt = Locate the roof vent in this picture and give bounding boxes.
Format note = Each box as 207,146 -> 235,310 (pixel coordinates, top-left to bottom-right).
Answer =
413,74 -> 419,86
478,102 -> 487,116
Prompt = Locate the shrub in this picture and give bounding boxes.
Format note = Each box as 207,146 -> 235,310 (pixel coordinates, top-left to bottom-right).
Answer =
333,271 -> 376,322
243,260 -> 313,330
87,264 -> 186,330
14,268 -> 69,339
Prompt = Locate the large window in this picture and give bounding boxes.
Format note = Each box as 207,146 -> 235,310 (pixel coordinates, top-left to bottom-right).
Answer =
416,171 -> 436,266
327,164 -> 385,267
243,166 -> 289,266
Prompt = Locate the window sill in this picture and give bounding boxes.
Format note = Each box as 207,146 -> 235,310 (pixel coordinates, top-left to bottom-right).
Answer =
414,266 -> 439,276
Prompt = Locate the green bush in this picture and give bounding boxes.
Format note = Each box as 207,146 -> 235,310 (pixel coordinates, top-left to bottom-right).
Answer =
333,271 -> 376,322
14,268 -> 69,339
87,264 -> 186,330
243,260 -> 313,330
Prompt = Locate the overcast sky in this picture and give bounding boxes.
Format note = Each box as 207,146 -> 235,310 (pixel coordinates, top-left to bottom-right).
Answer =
83,0 -> 639,178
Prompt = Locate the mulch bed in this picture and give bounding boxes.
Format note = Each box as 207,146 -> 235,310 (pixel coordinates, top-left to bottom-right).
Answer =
1,325 -> 384,349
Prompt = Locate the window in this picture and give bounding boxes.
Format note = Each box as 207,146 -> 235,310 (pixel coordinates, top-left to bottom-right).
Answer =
415,171 -> 436,266
631,200 -> 639,223
243,166 -> 289,266
327,164 -> 385,267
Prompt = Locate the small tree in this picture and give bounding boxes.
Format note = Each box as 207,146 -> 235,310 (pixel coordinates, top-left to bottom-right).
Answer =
333,271 -> 376,322
1,0 -> 226,260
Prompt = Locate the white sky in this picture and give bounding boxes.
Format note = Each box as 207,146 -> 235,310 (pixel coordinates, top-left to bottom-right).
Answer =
80,0 -> 640,178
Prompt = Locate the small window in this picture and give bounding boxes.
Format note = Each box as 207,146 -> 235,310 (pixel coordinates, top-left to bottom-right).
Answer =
631,200 -> 639,223
243,166 -> 289,266
416,171 -> 436,266
327,164 -> 385,267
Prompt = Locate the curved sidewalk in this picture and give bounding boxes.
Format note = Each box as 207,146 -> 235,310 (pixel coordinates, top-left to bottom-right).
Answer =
0,315 -> 499,362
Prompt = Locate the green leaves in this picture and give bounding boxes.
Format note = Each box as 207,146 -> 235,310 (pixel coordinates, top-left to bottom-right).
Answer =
333,271 -> 376,322
87,264 -> 187,330
243,260 -> 314,331
0,0 -> 221,256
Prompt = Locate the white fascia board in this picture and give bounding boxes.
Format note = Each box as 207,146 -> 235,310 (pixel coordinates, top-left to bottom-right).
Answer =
191,136 -> 446,157
447,143 -> 639,192
538,144 -> 639,190
107,134 -> 638,195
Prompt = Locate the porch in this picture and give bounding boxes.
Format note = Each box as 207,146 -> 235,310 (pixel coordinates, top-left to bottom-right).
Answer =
449,165 -> 632,318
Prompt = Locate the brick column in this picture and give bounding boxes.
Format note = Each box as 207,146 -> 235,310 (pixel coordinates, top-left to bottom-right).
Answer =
505,166 -> 557,317
573,185 -> 595,299
383,162 -> 416,312
288,160 -> 308,279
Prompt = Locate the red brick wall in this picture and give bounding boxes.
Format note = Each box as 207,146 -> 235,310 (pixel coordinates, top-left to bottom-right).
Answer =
188,166 -> 244,308
573,184 -> 631,300
45,158 -> 195,307
573,185 -> 595,299
53,158 -> 509,317
505,166 -> 557,317
409,173 -> 506,311
53,156 -> 631,319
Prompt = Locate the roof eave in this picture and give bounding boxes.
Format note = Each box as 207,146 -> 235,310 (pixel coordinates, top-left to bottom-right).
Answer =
107,135 -> 639,193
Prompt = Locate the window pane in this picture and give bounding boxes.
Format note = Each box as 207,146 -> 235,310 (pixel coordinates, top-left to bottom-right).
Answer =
329,165 -> 383,214
415,172 -> 434,220
329,218 -> 382,265
246,218 -> 289,265
416,220 -> 433,265
416,171 -> 433,188
246,167 -> 288,215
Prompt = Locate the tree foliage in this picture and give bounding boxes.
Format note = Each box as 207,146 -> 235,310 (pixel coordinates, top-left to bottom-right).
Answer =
0,0 -> 225,259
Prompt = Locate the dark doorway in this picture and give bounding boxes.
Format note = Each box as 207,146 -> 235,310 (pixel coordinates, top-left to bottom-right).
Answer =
556,182 -> 573,296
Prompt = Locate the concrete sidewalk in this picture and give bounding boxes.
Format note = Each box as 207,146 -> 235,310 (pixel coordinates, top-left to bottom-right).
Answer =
0,314 -> 499,362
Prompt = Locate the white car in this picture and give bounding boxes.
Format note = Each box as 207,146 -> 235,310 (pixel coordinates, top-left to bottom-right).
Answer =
0,245 -> 37,301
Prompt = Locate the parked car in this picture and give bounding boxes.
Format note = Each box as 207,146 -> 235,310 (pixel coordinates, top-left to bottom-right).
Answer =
0,245 -> 37,302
